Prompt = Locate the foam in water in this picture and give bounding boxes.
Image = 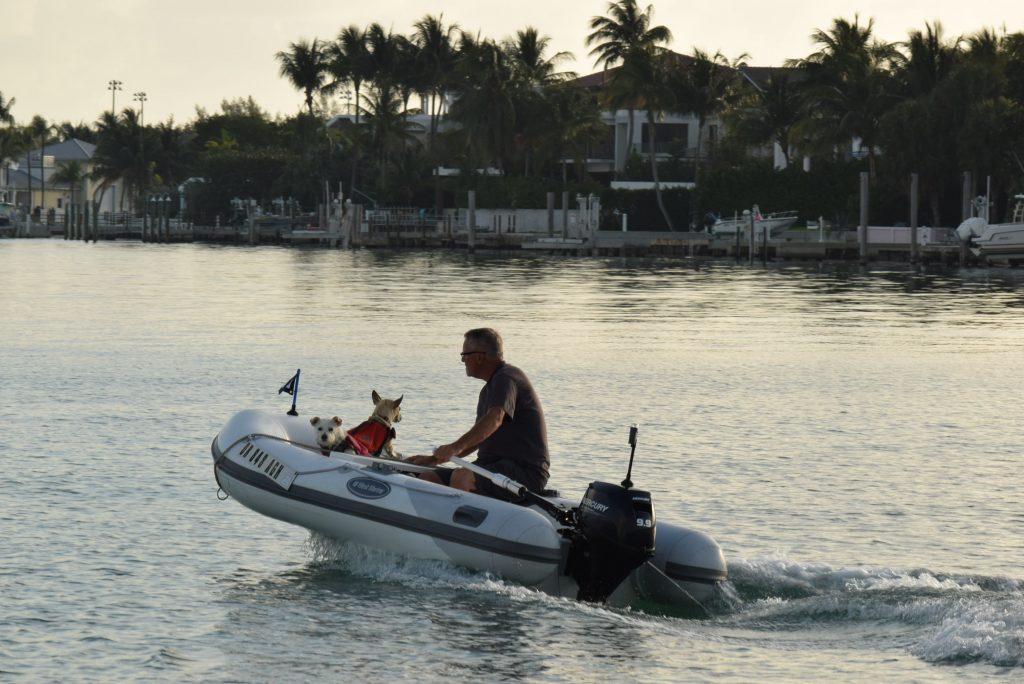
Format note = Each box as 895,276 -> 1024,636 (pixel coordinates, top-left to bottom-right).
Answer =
723,556 -> 1024,667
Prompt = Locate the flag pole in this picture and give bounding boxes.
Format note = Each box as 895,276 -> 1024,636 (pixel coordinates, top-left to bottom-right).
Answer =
288,369 -> 299,415
278,369 -> 300,416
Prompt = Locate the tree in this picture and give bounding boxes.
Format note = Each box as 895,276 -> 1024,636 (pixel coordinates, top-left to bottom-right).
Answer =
362,84 -> 417,196
412,14 -> 460,142
92,109 -> 150,211
506,27 -> 575,87
0,91 -> 20,205
276,38 -> 329,117
50,160 -> 88,208
674,49 -> 744,189
613,49 -> 676,228
505,27 -> 576,176
0,91 -> 15,125
586,0 -> 672,171
726,72 -> 804,168
793,16 -> 900,179
448,37 -> 519,174
29,115 -> 54,217
330,26 -> 372,124
411,14 -> 460,213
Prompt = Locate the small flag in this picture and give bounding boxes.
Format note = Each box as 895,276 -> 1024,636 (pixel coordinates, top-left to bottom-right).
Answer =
279,369 -> 300,416
279,371 -> 299,395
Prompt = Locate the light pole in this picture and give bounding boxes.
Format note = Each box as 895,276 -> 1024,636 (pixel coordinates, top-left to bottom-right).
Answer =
133,91 -> 147,126
107,80 -> 122,115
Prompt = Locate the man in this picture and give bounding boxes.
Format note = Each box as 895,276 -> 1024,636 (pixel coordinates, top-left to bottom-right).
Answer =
406,328 -> 549,500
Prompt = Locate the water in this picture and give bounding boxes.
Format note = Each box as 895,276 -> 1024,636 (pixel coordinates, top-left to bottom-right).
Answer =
1,240 -> 1023,682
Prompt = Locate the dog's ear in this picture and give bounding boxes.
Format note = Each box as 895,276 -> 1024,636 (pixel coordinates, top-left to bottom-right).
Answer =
394,395 -> 403,407
372,390 -> 382,404
331,416 -> 342,426
310,417 -> 321,426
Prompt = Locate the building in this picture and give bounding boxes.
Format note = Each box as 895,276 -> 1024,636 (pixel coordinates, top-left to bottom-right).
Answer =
571,55 -> 803,178
4,138 -> 122,217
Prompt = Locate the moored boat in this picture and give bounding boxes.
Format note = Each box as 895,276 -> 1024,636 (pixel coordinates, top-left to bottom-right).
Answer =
711,206 -> 799,237
211,408 -> 728,611
956,194 -> 1024,262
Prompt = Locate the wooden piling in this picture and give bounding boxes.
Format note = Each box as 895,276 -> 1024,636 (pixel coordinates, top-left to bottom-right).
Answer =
546,192 -> 554,237
910,173 -> 920,264
858,172 -> 869,264
747,211 -> 755,265
468,191 -> 476,252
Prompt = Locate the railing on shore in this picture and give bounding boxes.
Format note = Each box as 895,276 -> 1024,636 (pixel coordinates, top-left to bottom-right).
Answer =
2,208 -> 980,265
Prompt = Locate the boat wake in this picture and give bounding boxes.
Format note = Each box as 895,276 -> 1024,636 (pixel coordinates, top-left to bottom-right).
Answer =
719,557 -> 1024,667
304,535 -> 1023,668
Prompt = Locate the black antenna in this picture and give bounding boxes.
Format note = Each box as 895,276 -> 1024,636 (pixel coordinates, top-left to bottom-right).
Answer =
622,423 -> 639,489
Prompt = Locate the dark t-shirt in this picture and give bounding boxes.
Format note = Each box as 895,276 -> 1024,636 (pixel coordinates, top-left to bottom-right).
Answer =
475,363 -> 549,485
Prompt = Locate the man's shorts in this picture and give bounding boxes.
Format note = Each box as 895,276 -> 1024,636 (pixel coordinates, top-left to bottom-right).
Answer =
433,458 -> 546,502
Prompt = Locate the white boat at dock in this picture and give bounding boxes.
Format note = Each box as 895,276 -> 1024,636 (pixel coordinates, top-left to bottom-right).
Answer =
710,206 -> 799,237
956,194 -> 1024,262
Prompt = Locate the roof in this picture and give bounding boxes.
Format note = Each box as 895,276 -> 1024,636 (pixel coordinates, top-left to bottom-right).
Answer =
572,54 -> 801,94
570,52 -> 699,90
736,66 -> 804,92
23,137 -> 96,163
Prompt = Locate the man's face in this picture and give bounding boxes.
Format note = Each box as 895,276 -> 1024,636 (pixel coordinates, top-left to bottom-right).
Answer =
460,340 -> 486,379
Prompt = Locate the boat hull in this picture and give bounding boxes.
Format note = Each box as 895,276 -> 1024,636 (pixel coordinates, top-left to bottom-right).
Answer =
712,213 -> 798,237
212,410 -> 727,608
956,217 -> 1024,261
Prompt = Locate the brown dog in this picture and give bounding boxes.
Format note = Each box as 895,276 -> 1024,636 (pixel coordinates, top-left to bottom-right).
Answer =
342,390 -> 403,458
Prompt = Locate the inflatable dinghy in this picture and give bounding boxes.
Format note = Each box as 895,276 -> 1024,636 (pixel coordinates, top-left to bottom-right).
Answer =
211,409 -> 727,610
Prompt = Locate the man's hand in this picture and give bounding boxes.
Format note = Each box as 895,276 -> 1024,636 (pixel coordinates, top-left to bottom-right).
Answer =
404,454 -> 437,466
432,443 -> 460,464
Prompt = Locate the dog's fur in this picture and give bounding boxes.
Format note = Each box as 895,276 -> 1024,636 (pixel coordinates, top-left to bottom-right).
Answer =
342,390 -> 403,459
310,415 -> 345,453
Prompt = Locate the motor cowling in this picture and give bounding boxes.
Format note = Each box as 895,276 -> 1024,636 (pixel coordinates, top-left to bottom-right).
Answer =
568,481 -> 656,602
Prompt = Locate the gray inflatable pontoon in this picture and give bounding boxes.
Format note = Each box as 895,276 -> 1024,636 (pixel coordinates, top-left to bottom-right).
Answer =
212,409 -> 727,610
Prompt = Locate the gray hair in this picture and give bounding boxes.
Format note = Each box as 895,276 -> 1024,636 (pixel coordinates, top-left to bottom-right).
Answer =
465,328 -> 504,359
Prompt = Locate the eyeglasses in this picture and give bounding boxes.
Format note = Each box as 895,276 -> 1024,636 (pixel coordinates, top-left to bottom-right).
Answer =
460,351 -> 485,359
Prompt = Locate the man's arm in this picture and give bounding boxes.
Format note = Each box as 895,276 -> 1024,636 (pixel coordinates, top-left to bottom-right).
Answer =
430,405 -> 505,464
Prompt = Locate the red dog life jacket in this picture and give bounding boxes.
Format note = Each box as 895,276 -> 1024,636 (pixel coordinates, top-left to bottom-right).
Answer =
344,420 -> 395,456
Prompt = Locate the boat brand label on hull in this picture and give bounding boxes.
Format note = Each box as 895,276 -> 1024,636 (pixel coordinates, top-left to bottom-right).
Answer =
347,477 -> 391,499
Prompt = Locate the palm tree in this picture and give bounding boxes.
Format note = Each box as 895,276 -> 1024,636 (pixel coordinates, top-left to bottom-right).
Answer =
506,27 -> 575,87
613,49 -> 676,229
412,14 -> 460,142
51,160 -> 88,209
92,110 -> 150,211
586,0 -> 672,167
276,38 -> 328,117
411,14 -> 460,214
726,72 -> 804,168
898,22 -> 962,97
362,84 -> 416,195
674,49 -> 744,187
504,27 -> 576,176
543,84 -> 607,185
878,22 -> 969,226
330,26 -> 371,124
0,91 -> 18,204
0,91 -> 15,125
29,115 -> 53,219
448,37 -> 518,174
793,16 -> 899,178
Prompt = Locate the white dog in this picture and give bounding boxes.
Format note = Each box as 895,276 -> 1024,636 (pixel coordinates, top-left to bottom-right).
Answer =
310,415 -> 344,453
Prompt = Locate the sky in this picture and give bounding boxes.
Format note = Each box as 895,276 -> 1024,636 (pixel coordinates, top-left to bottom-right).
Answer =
2,0 -> 1022,127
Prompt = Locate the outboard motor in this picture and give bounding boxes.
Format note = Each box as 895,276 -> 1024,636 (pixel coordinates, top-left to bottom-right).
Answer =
569,481 -> 655,601
567,424 -> 656,602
